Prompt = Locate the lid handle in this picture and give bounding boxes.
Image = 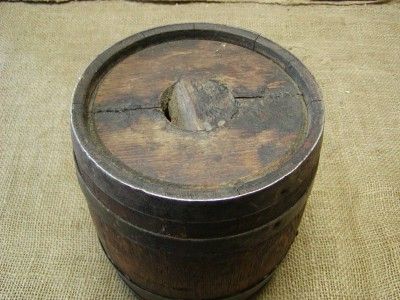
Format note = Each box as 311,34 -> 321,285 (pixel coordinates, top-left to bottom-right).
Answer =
161,78 -> 238,132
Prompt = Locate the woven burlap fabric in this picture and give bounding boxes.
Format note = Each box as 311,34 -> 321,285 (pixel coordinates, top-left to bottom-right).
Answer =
1,2 -> 399,299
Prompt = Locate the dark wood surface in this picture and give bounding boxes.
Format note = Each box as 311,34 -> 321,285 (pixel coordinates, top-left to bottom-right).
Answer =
71,23 -> 324,300
76,164 -> 306,299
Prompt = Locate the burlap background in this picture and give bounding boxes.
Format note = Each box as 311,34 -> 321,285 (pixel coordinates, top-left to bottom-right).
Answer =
1,1 -> 399,299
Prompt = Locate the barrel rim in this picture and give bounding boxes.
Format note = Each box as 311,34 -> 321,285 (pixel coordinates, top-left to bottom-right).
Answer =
71,23 -> 324,201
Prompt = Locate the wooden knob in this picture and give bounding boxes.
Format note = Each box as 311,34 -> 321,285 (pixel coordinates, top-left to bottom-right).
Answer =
161,78 -> 238,132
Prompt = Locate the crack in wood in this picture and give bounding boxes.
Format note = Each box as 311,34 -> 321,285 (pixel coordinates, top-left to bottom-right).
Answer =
91,106 -> 161,114
234,95 -> 265,100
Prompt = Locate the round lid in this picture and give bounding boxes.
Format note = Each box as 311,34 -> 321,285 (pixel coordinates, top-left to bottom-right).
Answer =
72,23 -> 323,200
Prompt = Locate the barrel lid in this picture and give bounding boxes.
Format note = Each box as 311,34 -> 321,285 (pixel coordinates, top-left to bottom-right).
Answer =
72,23 -> 323,200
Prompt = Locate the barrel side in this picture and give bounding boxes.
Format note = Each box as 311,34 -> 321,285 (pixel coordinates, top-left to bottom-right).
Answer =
75,161 -> 313,299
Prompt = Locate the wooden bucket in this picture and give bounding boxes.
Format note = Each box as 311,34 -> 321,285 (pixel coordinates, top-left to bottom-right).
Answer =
71,23 -> 324,300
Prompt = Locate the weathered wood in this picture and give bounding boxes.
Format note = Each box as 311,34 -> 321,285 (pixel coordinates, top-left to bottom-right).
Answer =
71,23 -> 324,300
160,79 -> 237,132
90,38 -> 307,191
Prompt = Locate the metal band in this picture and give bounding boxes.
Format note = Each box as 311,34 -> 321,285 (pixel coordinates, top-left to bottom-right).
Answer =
77,165 -> 308,254
119,272 -> 272,300
75,152 -> 314,239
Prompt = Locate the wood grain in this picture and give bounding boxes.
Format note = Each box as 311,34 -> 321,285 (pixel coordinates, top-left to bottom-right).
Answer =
90,39 -> 307,189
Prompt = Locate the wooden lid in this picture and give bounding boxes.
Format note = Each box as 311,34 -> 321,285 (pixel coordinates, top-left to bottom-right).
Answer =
72,24 -> 323,203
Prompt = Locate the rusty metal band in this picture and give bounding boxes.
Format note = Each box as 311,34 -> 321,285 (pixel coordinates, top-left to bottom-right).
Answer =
72,135 -> 321,223
77,166 -> 308,254
75,152 -> 315,239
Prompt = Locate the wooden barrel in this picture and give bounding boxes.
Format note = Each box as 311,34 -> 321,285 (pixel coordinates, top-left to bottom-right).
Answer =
71,23 -> 324,300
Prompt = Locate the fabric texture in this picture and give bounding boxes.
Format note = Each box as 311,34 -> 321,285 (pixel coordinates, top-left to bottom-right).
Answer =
1,1 -> 399,299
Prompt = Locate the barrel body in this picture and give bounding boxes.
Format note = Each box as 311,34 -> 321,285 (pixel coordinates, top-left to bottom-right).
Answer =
75,162 -> 314,299
71,23 -> 324,299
